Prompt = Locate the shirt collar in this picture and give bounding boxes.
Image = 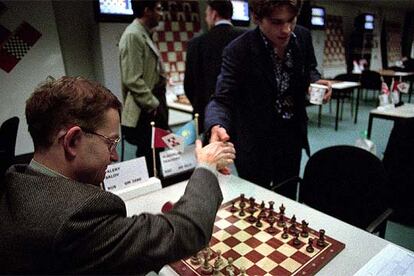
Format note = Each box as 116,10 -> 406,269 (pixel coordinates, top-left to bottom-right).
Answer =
29,158 -> 68,178
215,19 -> 233,26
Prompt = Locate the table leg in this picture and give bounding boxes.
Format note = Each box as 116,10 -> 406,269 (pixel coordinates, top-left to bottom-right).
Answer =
318,105 -> 322,127
354,87 -> 360,124
367,114 -> 373,139
409,79 -> 413,103
335,91 -> 340,131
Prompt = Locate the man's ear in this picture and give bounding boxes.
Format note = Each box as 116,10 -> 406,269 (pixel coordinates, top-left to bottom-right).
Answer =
63,126 -> 82,158
252,14 -> 260,25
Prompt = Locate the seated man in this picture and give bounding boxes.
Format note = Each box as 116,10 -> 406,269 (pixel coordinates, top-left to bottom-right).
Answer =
0,76 -> 236,274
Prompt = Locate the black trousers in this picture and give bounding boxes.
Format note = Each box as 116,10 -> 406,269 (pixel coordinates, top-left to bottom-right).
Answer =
235,123 -> 303,200
122,91 -> 169,177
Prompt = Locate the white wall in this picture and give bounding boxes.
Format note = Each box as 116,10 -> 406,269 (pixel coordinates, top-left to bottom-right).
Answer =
0,0 -> 65,155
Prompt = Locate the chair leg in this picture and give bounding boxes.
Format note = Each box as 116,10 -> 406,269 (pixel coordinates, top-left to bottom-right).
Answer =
318,105 -> 322,127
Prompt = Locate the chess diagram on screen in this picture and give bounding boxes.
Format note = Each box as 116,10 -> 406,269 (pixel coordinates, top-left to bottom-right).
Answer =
170,195 -> 345,275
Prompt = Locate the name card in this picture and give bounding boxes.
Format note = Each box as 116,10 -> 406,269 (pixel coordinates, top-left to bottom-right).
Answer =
103,157 -> 149,192
160,144 -> 197,177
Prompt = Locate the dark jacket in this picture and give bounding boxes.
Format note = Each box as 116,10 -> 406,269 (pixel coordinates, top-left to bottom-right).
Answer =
205,25 -> 320,156
184,24 -> 244,131
0,165 -> 222,274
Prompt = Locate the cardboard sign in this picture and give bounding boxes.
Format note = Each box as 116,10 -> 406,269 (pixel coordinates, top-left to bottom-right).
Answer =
160,144 -> 197,177
103,157 -> 149,192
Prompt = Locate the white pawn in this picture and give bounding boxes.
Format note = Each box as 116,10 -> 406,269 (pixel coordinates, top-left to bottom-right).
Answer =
226,257 -> 234,275
239,267 -> 246,276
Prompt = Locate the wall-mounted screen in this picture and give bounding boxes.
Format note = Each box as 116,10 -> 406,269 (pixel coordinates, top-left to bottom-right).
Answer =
231,0 -> 250,27
364,14 -> 374,30
94,0 -> 134,22
310,6 -> 326,30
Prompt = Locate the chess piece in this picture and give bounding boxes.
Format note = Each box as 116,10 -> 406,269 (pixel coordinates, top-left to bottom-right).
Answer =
255,216 -> 263,228
260,200 -> 265,210
239,194 -> 246,209
247,207 -> 256,223
230,201 -> 237,213
201,249 -> 213,274
317,229 -> 327,247
281,226 -> 289,239
306,238 -> 315,253
226,257 -> 235,275
267,215 -> 277,234
277,212 -> 286,227
214,250 -> 223,268
289,215 -> 297,234
258,209 -> 266,219
190,252 -> 201,265
213,261 -> 220,276
248,197 -> 256,213
239,204 -> 245,217
239,267 -> 247,276
293,232 -> 301,246
301,220 -> 309,238
268,201 -> 274,216
279,204 -> 285,216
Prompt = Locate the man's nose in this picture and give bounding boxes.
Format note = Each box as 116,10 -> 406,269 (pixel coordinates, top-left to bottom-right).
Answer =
282,22 -> 292,34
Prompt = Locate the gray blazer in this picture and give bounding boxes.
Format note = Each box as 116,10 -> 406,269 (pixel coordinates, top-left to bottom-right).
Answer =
0,165 -> 222,274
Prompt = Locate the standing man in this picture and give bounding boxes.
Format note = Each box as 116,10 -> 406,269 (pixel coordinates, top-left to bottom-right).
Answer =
119,0 -> 168,176
184,0 -> 244,132
205,0 -> 332,199
0,76 -> 236,274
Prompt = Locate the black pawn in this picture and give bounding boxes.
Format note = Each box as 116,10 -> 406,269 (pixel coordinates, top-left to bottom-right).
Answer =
281,226 -> 289,239
230,201 -> 237,212
239,204 -> 245,217
306,238 -> 315,253
255,216 -> 263,228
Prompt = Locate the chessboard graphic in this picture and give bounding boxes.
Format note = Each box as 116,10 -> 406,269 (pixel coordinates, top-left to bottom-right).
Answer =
323,15 -> 346,70
0,21 -> 42,73
385,21 -> 402,67
154,0 -> 201,83
170,196 -> 345,276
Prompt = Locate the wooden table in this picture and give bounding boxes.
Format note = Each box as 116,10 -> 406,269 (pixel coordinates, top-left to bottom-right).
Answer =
367,103 -> 414,139
125,174 -> 391,276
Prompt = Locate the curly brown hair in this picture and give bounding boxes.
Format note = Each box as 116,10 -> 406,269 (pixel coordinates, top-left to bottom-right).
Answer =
26,76 -> 122,150
249,0 -> 302,20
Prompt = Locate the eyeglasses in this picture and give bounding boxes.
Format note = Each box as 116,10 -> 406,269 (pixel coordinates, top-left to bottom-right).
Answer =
82,129 -> 120,152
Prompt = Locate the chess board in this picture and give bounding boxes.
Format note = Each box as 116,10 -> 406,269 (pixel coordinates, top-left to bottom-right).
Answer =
170,196 -> 345,275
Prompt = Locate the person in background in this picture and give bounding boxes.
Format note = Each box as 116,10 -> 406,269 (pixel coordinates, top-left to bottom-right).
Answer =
119,0 -> 168,176
204,0 -> 332,200
0,76 -> 236,274
184,0 -> 244,132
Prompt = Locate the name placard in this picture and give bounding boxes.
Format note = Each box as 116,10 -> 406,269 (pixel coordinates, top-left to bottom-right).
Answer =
103,157 -> 149,192
160,144 -> 197,177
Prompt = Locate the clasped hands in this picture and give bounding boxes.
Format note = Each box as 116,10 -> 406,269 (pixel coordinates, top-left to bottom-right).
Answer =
195,125 -> 234,175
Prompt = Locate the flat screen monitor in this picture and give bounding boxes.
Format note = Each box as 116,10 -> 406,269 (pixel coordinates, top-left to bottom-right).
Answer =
310,6 -> 326,30
231,0 -> 250,27
94,0 -> 134,22
364,14 -> 374,30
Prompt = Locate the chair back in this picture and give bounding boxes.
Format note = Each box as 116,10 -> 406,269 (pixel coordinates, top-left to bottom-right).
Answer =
334,73 -> 359,82
360,70 -> 382,90
300,145 -> 389,230
0,117 -> 19,176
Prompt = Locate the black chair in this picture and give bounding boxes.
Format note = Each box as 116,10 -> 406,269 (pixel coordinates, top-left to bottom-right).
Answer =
360,70 -> 382,102
383,118 -> 414,226
0,117 -> 19,177
298,145 -> 392,238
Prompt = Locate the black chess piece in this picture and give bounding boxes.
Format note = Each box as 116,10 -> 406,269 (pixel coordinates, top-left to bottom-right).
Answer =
301,220 -> 309,238
230,201 -> 237,213
255,216 -> 263,228
239,194 -> 246,209
306,238 -> 315,253
277,213 -> 286,227
260,200 -> 265,210
267,215 -> 277,234
281,226 -> 289,239
293,232 -> 301,246
239,204 -> 245,217
279,204 -> 285,215
247,207 -> 256,223
317,229 -> 327,247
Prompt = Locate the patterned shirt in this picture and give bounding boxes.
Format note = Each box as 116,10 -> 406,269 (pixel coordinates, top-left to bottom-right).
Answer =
260,31 -> 297,120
